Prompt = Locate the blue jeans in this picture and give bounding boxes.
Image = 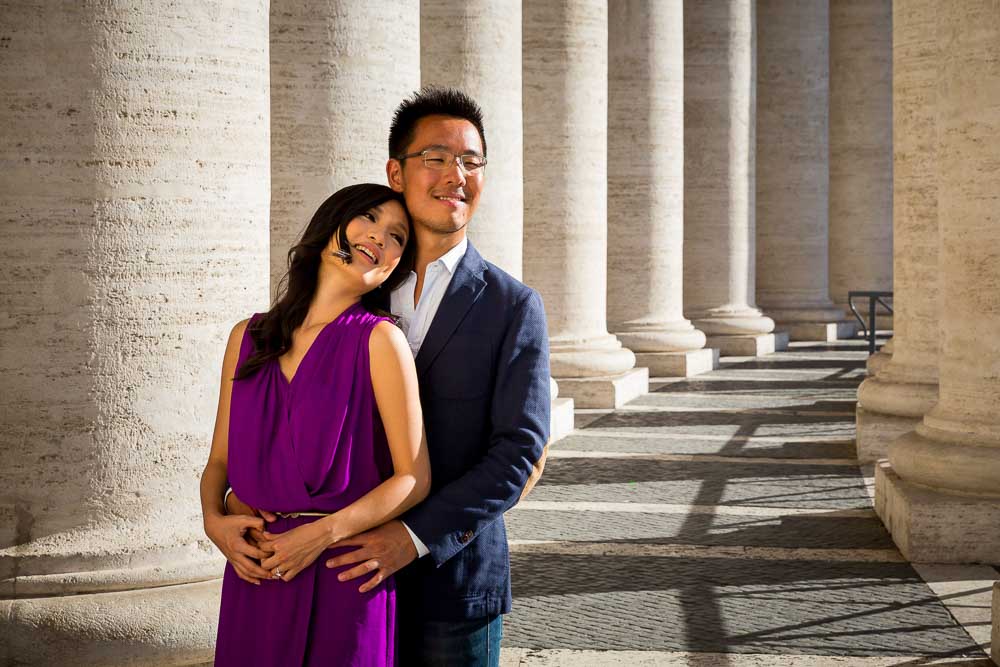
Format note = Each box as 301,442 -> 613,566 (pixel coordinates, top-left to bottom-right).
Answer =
399,614 -> 502,667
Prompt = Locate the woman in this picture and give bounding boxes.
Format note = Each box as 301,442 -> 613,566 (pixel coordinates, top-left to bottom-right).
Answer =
200,183 -> 429,666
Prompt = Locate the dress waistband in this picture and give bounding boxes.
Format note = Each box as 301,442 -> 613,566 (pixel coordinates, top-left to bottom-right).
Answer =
273,511 -> 331,518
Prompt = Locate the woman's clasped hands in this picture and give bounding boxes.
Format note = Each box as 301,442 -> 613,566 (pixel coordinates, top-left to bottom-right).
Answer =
203,512 -> 273,586
259,519 -> 337,583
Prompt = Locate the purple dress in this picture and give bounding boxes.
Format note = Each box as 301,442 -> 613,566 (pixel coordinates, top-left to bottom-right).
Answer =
215,302 -> 396,666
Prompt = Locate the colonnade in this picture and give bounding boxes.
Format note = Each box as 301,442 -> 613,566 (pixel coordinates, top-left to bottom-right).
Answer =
14,0 -> 1000,664
866,0 -> 1000,564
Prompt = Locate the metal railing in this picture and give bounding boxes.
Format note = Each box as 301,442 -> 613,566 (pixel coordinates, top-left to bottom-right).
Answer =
848,290 -> 893,355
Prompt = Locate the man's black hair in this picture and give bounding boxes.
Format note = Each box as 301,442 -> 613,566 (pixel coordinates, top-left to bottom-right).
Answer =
388,86 -> 487,158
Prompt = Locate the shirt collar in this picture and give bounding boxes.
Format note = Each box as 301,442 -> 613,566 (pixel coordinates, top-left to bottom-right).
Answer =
433,237 -> 468,275
401,237 -> 468,284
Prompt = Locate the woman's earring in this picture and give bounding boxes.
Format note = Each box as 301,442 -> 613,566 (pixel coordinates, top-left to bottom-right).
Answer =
332,248 -> 351,263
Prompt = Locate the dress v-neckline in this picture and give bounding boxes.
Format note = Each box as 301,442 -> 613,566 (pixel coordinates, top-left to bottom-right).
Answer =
276,302 -> 361,386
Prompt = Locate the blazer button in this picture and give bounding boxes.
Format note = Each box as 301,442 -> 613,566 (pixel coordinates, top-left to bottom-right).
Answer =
459,530 -> 474,544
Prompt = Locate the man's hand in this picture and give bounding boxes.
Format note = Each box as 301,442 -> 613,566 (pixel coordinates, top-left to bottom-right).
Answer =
226,490 -> 277,553
203,513 -> 272,585
324,520 -> 418,593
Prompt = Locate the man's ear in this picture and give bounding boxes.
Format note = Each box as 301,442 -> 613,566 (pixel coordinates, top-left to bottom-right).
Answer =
386,159 -> 404,193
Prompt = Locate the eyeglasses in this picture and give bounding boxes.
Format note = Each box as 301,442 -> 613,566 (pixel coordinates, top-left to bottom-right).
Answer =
396,149 -> 487,173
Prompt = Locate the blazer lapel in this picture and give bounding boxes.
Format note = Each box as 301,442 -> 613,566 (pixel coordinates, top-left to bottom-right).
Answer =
415,243 -> 487,378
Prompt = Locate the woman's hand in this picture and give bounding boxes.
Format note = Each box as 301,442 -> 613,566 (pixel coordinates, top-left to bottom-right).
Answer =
259,520 -> 335,583
204,512 -> 272,585
226,490 -> 277,555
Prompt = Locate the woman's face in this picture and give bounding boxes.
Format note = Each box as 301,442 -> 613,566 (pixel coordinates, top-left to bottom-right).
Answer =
329,199 -> 410,291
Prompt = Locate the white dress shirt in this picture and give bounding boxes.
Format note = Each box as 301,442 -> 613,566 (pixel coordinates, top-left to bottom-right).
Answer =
390,237 -> 468,558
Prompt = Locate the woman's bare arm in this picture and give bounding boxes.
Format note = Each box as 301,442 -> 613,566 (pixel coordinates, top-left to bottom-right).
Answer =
199,319 -> 271,584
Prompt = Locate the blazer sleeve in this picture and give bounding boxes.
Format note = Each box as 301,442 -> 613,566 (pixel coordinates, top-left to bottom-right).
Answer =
402,289 -> 551,566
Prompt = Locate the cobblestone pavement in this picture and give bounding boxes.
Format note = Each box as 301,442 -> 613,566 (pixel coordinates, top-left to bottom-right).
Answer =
501,340 -> 998,666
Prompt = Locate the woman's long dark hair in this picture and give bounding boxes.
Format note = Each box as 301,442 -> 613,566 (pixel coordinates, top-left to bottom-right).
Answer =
235,183 -> 413,380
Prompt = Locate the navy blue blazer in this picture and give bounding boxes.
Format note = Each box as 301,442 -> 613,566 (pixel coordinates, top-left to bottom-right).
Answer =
394,242 -> 551,621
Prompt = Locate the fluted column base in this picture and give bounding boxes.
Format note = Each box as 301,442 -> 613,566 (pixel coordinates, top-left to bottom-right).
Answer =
875,460 -> 1000,564
763,305 -> 858,342
688,308 -> 780,357
866,337 -> 895,375
856,370 -> 937,462
690,307 -> 776,337
614,323 -> 707,355
549,334 -> 648,408
0,578 -> 222,666
611,321 -> 716,378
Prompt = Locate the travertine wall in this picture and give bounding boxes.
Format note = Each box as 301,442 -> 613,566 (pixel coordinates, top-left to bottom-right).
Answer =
421,0 -> 523,278
0,2 -> 270,662
269,0 -> 420,290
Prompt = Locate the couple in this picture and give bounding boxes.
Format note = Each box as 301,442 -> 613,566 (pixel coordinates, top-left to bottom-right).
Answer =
199,87 -> 551,667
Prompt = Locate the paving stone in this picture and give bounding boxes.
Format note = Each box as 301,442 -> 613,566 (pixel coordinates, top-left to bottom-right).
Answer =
506,555 -> 982,657
528,458 -> 871,510
655,379 -> 862,394
698,369 -> 868,382
552,433 -> 857,460
581,411 -> 857,442
505,338 -> 986,661
630,390 -> 857,411
505,510 -> 895,550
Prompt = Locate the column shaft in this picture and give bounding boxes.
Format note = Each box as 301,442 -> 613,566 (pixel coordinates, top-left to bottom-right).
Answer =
878,0 -> 1000,563
0,2 -> 270,662
608,0 -> 714,377
756,0 -> 851,341
684,0 -> 778,357
828,0 -> 893,315
421,0 -> 523,279
422,0 -> 572,438
269,0 -> 420,290
523,0 -> 647,408
855,0 -> 939,462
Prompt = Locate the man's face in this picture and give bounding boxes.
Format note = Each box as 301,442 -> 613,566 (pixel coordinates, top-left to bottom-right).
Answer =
386,114 -> 484,236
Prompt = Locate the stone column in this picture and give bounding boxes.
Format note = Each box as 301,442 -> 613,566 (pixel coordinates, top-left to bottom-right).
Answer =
0,2 -> 270,664
607,0 -> 716,377
422,0 -> 574,440
523,0 -> 648,409
683,0 -> 781,357
867,336 -> 894,376
269,0 -> 420,291
828,0 -> 893,320
422,0 -> 522,279
876,1 -> 1000,564
756,0 -> 853,341
855,0 -> 939,463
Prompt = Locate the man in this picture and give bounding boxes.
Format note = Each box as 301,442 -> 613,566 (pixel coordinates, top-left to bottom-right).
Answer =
229,88 -> 550,665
